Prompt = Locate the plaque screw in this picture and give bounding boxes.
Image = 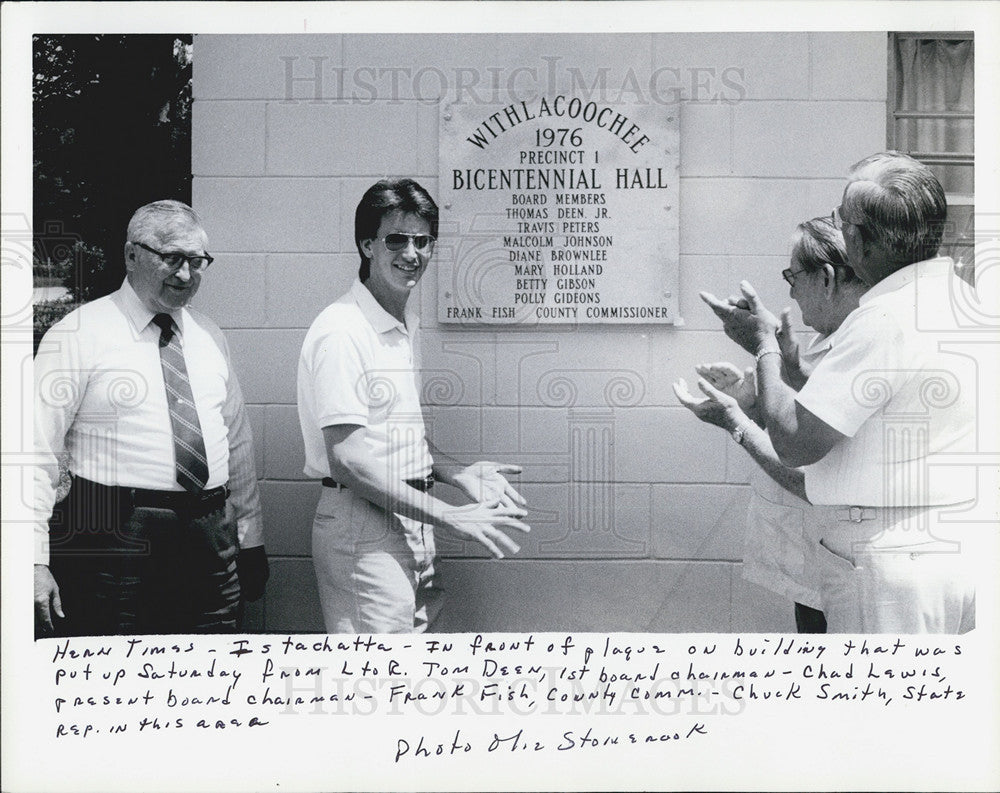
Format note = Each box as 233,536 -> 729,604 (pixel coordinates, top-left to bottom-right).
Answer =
444,203 -> 452,210
445,291 -> 452,298
444,114 -> 452,121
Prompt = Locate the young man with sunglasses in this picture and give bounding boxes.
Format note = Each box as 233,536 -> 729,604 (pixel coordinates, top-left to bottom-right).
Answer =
34,200 -> 268,636
297,178 -> 530,633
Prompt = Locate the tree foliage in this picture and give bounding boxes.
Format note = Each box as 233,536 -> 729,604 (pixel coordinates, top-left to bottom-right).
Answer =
33,35 -> 193,304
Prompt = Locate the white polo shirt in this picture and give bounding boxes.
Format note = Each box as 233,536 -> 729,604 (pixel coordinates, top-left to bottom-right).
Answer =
796,257 -> 976,507
297,279 -> 434,481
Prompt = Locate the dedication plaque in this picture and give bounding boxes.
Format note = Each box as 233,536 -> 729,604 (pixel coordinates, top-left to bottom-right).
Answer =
437,95 -> 680,324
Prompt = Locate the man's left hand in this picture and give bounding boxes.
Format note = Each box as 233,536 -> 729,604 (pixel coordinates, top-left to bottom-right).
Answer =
673,377 -> 743,432
238,546 -> 270,602
700,281 -> 781,355
452,462 -> 527,509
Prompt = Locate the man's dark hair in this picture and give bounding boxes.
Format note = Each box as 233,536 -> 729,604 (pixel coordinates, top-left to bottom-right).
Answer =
354,179 -> 439,282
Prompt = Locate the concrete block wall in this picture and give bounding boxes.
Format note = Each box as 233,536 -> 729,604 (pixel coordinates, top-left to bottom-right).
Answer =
192,33 -> 887,633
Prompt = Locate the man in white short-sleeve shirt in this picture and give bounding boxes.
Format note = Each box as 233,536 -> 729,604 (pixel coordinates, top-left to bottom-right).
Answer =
701,152 -> 977,633
297,178 -> 530,633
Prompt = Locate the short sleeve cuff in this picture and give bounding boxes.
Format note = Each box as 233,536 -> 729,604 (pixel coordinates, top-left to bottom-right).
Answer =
317,412 -> 369,429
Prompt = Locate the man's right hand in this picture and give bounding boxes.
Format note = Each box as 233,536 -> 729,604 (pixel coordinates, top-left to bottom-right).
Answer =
440,501 -> 530,559
34,564 -> 64,633
777,308 -> 810,389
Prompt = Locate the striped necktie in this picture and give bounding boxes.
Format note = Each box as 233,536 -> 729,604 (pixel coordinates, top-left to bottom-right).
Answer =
152,313 -> 209,492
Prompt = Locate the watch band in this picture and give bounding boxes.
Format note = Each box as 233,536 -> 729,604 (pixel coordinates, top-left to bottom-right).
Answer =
755,347 -> 782,364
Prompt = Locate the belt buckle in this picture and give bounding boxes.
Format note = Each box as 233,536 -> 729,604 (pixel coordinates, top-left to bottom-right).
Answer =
848,506 -> 865,523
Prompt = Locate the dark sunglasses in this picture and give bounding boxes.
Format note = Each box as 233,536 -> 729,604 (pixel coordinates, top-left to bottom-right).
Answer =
374,234 -> 436,253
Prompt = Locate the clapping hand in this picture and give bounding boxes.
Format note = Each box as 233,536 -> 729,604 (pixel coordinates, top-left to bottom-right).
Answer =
700,281 -> 781,355
776,308 -> 812,388
694,361 -> 757,412
672,377 -> 744,432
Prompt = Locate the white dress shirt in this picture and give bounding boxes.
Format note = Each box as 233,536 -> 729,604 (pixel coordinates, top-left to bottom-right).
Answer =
34,279 -> 263,564
297,278 -> 434,481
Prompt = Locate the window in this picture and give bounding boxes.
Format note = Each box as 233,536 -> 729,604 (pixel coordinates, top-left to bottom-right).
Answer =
887,32 -> 974,263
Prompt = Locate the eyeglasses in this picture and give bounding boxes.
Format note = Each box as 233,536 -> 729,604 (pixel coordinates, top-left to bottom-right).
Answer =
831,206 -> 848,231
375,234 -> 436,253
132,241 -> 214,272
782,266 -> 808,285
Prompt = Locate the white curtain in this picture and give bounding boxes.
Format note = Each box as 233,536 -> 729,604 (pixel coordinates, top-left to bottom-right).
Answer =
894,37 -> 974,265
894,37 -> 974,195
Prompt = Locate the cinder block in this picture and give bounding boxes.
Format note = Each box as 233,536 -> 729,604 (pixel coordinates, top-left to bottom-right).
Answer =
267,102 -> 423,176
416,102 -> 439,176
245,404 -> 266,478
731,566 -> 797,633
679,103 -> 733,176
266,254 -> 355,328
227,328 -> 306,404
192,254 -> 267,328
492,327 -> 652,408
260,481 -> 319,556
433,559 -> 733,632
651,484 -> 749,560
417,329 -> 493,407
652,33 -> 811,101
435,481 -> 651,560
613,407 -> 729,483
676,254 -> 732,330
192,177 -> 340,253
810,33 -> 887,101
192,101 -> 266,176
263,405 -> 308,480
676,255 -> 791,331
424,406 -> 570,483
194,34 -> 344,100
725,442 -> 754,485
343,33 -> 652,102
645,330 -> 749,407
423,405 -> 495,458
680,178 -> 846,256
733,101 -> 885,177
263,557 -> 325,633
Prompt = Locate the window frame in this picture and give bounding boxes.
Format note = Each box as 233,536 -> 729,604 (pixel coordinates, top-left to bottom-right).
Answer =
886,31 -> 975,256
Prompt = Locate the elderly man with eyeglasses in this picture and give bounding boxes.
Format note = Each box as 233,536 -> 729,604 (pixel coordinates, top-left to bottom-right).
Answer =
699,152 -> 978,634
34,200 -> 268,637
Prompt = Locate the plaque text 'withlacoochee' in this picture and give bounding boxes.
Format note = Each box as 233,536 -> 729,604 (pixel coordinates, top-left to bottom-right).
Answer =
438,95 -> 680,325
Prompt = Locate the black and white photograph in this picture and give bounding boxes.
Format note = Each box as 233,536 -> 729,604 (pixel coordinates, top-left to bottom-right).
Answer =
3,2 -> 999,791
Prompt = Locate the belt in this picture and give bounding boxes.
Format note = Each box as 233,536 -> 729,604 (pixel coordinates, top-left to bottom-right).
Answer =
322,474 -> 435,492
70,475 -> 229,517
835,506 -> 879,523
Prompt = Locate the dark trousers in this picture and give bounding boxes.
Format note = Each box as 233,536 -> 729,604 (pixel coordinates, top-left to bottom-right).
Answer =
794,602 -> 828,634
46,477 -> 240,637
